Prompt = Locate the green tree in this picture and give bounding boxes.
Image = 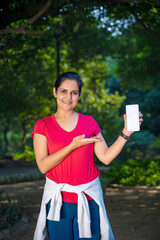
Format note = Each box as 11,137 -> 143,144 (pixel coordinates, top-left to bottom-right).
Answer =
1,0 -> 159,161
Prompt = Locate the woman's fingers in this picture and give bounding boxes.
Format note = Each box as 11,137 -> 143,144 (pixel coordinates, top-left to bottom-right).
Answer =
139,111 -> 143,125
71,134 -> 102,150
75,134 -> 85,140
81,135 -> 102,143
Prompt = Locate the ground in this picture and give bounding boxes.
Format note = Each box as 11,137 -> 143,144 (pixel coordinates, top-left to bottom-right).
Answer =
0,160 -> 160,240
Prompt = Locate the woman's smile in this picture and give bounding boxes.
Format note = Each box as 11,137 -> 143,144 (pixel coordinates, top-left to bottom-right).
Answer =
63,101 -> 72,104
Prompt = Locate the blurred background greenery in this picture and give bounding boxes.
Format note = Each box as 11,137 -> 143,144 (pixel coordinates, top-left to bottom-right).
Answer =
0,0 -> 160,186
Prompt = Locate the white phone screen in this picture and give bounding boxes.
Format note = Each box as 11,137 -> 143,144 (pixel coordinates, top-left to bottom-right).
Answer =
126,104 -> 140,132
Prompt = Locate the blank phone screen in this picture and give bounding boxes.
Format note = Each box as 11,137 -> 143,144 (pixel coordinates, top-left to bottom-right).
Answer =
126,104 -> 140,131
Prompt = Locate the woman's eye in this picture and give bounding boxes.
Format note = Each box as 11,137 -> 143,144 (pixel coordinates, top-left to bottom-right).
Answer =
61,90 -> 66,93
72,92 -> 78,95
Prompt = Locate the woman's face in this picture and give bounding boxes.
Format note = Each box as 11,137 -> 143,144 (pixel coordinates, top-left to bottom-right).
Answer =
53,79 -> 80,112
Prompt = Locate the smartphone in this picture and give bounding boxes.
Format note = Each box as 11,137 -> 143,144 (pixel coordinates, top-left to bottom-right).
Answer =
126,104 -> 140,132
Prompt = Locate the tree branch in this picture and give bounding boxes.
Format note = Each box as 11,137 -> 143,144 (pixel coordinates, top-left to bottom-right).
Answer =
19,0 -> 51,30
0,29 -> 43,35
125,3 -> 160,44
0,0 -> 51,35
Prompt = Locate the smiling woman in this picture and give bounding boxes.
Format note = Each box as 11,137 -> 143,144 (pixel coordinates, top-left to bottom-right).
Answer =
31,71 -> 143,240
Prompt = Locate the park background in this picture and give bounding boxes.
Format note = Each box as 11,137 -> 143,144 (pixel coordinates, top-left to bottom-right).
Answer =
0,0 -> 160,239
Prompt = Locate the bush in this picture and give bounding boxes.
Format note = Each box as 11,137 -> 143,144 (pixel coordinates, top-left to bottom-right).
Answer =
13,145 -> 35,162
101,159 -> 160,186
0,192 -> 25,233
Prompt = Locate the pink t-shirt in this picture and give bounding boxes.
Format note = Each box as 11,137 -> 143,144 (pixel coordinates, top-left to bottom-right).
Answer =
31,113 -> 101,202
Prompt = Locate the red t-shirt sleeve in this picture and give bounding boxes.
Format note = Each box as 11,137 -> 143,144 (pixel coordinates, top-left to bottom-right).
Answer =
91,117 -> 101,136
31,119 -> 46,139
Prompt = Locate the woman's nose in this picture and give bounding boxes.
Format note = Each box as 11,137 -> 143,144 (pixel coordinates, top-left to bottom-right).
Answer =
67,93 -> 72,99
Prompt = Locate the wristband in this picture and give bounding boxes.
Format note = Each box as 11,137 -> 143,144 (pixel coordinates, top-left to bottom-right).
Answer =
120,132 -> 133,142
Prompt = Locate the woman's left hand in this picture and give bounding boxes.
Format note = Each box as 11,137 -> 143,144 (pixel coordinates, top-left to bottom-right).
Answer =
122,111 -> 143,136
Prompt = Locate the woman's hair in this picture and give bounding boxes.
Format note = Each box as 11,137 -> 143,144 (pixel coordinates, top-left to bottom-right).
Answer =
54,71 -> 83,96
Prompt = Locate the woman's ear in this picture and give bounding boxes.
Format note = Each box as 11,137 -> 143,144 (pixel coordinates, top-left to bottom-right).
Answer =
53,87 -> 57,98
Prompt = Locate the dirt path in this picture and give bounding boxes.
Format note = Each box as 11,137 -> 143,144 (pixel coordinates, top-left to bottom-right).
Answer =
105,185 -> 160,240
1,180 -> 160,240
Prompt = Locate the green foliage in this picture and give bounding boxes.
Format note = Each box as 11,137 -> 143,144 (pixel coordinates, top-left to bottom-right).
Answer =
0,0 -> 159,161
13,146 -> 35,162
103,159 -> 160,186
119,86 -> 160,159
119,130 -> 157,160
143,88 -> 160,136
0,192 -> 25,232
113,17 -> 160,90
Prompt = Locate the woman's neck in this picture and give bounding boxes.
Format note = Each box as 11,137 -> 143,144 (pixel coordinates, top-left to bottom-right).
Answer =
54,110 -> 77,119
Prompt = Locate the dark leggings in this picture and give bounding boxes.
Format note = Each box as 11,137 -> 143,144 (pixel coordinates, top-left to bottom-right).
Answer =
46,200 -> 100,240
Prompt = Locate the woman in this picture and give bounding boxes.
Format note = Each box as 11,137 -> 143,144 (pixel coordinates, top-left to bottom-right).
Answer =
31,71 -> 143,240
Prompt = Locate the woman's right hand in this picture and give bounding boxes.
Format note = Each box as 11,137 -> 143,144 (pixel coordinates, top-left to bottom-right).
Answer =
70,134 -> 102,150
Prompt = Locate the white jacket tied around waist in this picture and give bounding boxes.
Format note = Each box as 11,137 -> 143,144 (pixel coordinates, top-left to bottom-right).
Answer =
33,176 -> 114,240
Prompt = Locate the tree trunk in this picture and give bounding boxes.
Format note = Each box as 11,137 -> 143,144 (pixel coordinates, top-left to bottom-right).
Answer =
4,124 -> 9,153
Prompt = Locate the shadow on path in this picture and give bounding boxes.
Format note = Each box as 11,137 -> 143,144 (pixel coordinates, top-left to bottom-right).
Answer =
104,184 -> 160,240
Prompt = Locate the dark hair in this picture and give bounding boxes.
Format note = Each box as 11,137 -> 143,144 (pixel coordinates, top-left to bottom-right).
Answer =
54,71 -> 83,96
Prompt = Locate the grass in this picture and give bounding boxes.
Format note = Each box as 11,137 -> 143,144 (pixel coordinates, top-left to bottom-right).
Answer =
0,191 -> 26,235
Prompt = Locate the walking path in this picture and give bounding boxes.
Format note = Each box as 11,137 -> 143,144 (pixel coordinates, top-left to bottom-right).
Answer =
0,179 -> 160,240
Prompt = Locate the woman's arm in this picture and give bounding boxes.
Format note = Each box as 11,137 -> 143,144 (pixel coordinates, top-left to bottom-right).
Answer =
94,113 -> 143,165
33,133 -> 101,174
94,132 -> 129,165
